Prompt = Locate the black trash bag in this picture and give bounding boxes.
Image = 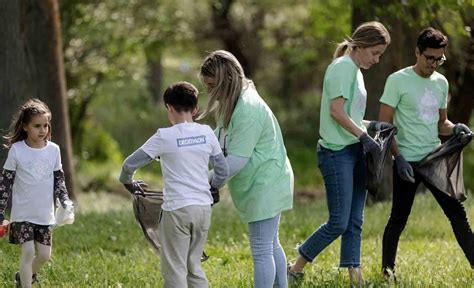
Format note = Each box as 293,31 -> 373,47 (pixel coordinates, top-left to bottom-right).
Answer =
132,189 -> 209,261
413,133 -> 473,201
365,126 -> 397,195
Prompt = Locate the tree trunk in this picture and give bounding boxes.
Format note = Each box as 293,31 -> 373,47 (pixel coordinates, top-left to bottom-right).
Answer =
444,7 -> 474,125
0,0 -> 76,199
211,0 -> 254,77
145,44 -> 164,105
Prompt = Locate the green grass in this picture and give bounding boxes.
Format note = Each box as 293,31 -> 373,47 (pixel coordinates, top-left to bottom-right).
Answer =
1,191 -> 473,287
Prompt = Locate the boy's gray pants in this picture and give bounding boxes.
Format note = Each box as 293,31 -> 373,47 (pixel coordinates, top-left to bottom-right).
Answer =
159,205 -> 212,288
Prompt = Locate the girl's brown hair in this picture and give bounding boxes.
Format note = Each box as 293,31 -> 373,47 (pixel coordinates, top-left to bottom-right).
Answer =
333,21 -> 391,59
3,98 -> 52,148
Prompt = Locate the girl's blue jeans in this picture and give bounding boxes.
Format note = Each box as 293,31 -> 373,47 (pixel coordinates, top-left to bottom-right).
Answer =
298,142 -> 367,267
249,213 -> 287,288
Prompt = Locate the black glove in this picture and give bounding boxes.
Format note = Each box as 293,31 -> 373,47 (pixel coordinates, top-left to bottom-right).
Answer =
394,155 -> 415,183
123,180 -> 147,196
453,123 -> 472,136
210,186 -> 220,205
0,214 -> 4,222
368,121 -> 393,132
359,132 -> 381,154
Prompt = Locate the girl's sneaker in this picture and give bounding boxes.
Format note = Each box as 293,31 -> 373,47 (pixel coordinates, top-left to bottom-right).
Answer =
287,263 -> 304,287
14,272 -> 20,288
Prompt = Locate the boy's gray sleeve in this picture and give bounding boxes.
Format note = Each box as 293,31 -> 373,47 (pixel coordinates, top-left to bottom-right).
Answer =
209,153 -> 229,189
119,148 -> 154,184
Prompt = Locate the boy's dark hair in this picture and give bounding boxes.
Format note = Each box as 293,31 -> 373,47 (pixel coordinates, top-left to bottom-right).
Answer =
163,81 -> 198,113
417,27 -> 448,53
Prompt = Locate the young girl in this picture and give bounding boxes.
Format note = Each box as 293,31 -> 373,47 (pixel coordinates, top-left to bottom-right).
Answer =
287,21 -> 392,286
0,99 -> 72,288
199,50 -> 294,288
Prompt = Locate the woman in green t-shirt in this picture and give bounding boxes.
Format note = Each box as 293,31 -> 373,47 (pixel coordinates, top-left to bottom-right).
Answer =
199,50 -> 294,288
288,21 -> 392,286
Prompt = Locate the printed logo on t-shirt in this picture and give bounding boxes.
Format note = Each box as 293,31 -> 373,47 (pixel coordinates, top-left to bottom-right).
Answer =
177,135 -> 207,147
418,88 -> 439,122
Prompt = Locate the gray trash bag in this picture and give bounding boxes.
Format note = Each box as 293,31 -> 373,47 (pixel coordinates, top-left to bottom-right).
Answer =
413,133 -> 473,201
132,189 -> 209,261
366,126 -> 397,196
132,190 -> 163,255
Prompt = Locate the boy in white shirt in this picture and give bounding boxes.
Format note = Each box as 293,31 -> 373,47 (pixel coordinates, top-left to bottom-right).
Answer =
119,81 -> 229,287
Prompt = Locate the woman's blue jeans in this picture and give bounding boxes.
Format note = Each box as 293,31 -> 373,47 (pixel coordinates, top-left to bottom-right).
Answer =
249,214 -> 287,288
298,142 -> 367,267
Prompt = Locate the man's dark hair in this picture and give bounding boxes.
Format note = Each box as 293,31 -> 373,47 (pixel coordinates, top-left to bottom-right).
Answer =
163,81 -> 198,112
417,27 -> 448,53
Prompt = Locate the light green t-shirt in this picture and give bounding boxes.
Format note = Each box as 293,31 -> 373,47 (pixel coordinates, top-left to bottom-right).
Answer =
380,67 -> 448,161
318,55 -> 367,151
216,87 -> 294,223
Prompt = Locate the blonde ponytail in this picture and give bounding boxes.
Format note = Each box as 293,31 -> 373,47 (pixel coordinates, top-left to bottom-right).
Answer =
333,39 -> 352,59
333,21 -> 391,59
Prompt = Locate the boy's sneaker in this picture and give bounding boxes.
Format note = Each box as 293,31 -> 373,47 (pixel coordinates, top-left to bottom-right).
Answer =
15,271 -> 38,287
287,263 -> 304,287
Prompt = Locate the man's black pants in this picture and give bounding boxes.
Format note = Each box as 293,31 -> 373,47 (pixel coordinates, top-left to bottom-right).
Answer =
382,161 -> 474,270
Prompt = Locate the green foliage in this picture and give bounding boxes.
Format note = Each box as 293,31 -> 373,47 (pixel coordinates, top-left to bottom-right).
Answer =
1,192 -> 473,286
76,161 -> 121,193
60,0 -> 209,159
286,143 -> 323,189
58,0 -> 474,195
76,155 -> 164,194
79,121 -> 123,164
463,116 -> 474,192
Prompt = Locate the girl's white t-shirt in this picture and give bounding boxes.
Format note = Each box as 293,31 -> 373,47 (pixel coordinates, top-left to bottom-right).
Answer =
4,140 -> 62,225
141,122 -> 222,211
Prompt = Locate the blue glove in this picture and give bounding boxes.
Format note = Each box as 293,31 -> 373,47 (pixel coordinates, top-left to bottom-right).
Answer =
394,155 -> 415,183
368,121 -> 394,132
453,123 -> 472,136
123,180 -> 147,196
359,132 -> 381,154
210,186 -> 220,205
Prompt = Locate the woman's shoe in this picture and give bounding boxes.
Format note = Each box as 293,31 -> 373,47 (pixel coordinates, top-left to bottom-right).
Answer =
348,267 -> 365,287
15,272 -> 20,288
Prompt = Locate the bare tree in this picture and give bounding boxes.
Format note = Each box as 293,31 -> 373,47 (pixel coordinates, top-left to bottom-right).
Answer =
0,0 -> 76,199
211,0 -> 262,77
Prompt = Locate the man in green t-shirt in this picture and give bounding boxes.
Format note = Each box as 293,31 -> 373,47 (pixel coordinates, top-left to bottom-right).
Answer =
379,27 -> 474,278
